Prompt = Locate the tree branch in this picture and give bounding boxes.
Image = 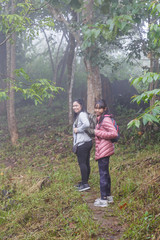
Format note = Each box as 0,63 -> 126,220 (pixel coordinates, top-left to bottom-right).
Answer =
47,3 -> 81,46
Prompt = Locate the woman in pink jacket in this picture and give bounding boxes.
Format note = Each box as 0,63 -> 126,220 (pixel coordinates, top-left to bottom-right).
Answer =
94,99 -> 118,207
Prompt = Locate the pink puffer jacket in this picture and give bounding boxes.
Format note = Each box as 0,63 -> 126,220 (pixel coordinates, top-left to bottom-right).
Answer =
95,115 -> 118,160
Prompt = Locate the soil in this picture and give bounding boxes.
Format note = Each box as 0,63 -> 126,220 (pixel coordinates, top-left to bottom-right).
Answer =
82,189 -> 125,240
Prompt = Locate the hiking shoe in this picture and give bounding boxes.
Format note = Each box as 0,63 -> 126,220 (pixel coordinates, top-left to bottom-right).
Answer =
78,183 -> 90,192
74,182 -> 82,188
94,199 -> 108,207
107,196 -> 114,203
95,196 -> 114,204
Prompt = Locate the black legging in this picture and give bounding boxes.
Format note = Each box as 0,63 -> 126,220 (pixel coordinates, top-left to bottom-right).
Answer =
98,156 -> 111,199
76,141 -> 92,184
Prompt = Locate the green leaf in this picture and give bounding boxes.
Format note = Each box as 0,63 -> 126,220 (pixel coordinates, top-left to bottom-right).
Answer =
108,20 -> 115,31
120,22 -> 127,30
152,106 -> 160,115
142,113 -> 159,125
92,29 -> 101,38
128,119 -> 140,128
94,0 -> 104,6
127,120 -> 135,129
148,76 -> 153,83
156,4 -> 160,12
0,91 -> 8,101
142,114 -> 151,125
134,119 -> 140,128
153,74 -> 159,81
149,114 -> 159,123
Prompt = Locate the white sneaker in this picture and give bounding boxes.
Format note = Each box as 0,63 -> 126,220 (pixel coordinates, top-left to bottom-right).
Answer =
107,196 -> 114,203
95,198 -> 101,202
95,196 -> 114,204
94,199 -> 108,207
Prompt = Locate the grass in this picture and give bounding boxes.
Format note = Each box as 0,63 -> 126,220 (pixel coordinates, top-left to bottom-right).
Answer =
0,104 -> 100,240
110,144 -> 160,240
0,148 -> 100,239
0,103 -> 160,240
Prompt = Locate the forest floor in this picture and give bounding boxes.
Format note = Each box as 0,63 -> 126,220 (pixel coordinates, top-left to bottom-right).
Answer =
1,146 -> 125,240
46,140 -> 125,240
0,104 -> 160,240
81,190 -> 125,240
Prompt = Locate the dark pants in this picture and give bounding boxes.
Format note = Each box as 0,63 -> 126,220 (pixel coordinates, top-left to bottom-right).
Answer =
77,141 -> 92,184
98,156 -> 111,200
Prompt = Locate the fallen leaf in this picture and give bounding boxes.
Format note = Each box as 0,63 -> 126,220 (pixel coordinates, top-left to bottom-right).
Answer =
119,203 -> 127,209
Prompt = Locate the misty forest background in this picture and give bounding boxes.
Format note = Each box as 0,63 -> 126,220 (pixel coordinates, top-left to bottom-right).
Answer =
0,1 -> 160,240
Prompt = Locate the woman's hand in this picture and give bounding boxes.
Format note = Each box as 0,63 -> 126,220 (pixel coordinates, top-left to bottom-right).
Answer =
74,128 -> 78,133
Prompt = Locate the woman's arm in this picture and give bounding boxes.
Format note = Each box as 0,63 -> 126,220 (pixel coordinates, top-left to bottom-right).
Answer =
76,112 -> 90,133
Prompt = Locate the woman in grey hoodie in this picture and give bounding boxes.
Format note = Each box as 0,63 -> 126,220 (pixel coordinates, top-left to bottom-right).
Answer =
73,99 -> 92,192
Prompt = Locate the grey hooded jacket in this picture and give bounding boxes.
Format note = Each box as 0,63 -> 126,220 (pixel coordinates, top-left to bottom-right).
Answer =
73,112 -> 92,146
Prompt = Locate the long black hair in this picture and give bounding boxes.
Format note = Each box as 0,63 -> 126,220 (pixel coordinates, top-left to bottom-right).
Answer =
73,99 -> 86,121
95,99 -> 110,124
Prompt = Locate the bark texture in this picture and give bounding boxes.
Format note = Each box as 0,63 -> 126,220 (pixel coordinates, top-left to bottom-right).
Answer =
149,53 -> 159,107
67,31 -> 76,124
84,59 -> 102,113
83,0 -> 102,113
6,0 -> 18,145
0,32 -> 7,114
101,75 -> 113,112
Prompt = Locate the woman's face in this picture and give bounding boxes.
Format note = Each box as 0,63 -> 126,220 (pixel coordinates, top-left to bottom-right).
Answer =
73,101 -> 82,113
94,104 -> 106,116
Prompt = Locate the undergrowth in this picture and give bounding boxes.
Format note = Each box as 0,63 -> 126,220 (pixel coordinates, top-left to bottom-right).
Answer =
0,103 -> 159,240
112,143 -> 160,240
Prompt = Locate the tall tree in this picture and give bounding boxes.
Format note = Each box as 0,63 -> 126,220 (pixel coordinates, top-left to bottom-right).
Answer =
0,0 -> 63,143
48,3 -> 78,122
67,31 -> 76,124
82,0 -> 102,113
0,32 -> 7,115
6,0 -> 18,145
47,0 -> 103,114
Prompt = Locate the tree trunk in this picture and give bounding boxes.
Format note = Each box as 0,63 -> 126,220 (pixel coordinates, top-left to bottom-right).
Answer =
82,0 -> 102,113
84,59 -> 102,113
48,2 -> 102,113
149,52 -> 154,108
101,75 -> 113,112
42,28 -> 55,76
152,57 -> 159,102
149,54 -> 159,107
54,33 -> 64,85
0,32 -> 7,115
68,50 -> 76,124
56,43 -> 69,87
67,32 -> 76,124
6,0 -> 18,145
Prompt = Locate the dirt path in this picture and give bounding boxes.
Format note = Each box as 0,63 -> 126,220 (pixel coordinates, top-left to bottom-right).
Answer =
82,189 -> 125,240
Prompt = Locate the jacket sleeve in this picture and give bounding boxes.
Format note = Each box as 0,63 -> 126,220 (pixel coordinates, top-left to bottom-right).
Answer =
77,112 -> 90,133
95,117 -> 118,140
